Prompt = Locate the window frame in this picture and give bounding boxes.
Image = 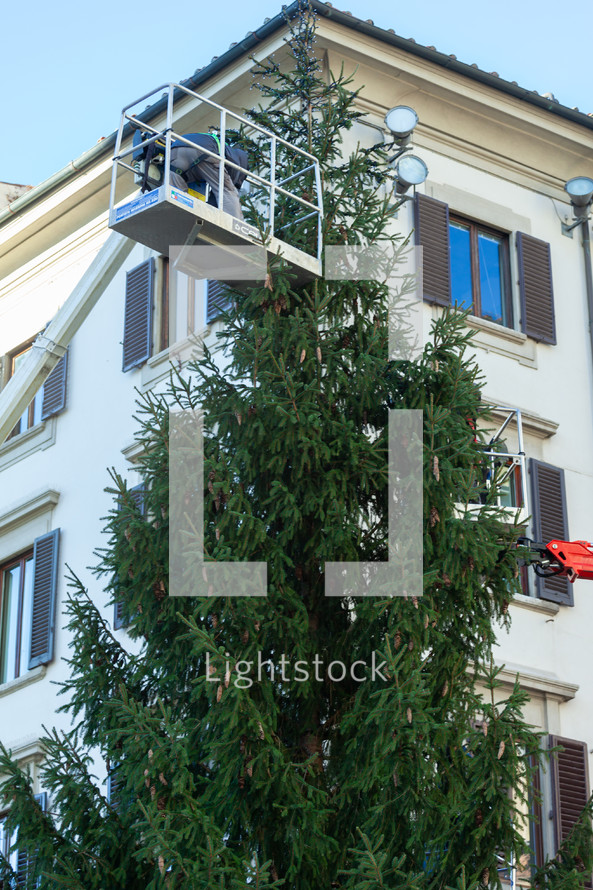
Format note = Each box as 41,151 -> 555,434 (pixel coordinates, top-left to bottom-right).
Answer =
157,255 -> 170,354
6,340 -> 43,439
448,213 -> 513,327
0,549 -> 34,685
0,791 -> 47,886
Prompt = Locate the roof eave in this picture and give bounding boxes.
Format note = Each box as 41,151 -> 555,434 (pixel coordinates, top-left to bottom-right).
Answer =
2,0 -> 591,229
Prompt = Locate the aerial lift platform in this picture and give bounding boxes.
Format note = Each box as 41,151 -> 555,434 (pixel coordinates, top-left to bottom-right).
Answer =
108,83 -> 323,284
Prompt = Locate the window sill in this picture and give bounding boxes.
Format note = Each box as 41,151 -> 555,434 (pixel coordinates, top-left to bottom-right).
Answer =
0,417 -> 56,470
511,592 -> 560,616
140,329 -> 209,391
486,401 -> 559,440
465,314 -> 537,369
454,503 -> 528,526
0,665 -> 46,699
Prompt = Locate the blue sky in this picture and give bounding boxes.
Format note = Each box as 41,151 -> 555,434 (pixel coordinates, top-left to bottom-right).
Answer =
2,0 -> 592,188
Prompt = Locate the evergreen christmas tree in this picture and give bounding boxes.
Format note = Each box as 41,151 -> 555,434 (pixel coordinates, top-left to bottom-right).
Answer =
1,4 -> 592,889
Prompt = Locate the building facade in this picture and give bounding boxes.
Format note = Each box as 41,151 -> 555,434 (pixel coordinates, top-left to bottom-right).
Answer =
1,1 -> 593,880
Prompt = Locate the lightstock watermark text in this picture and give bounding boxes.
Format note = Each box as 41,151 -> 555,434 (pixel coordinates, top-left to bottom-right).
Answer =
206,651 -> 389,688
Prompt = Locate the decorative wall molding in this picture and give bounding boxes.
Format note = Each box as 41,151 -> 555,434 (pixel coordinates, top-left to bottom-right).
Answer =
0,488 -> 60,536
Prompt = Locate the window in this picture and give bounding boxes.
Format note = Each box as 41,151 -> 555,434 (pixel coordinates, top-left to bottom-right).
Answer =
497,758 -> 544,888
504,754 -> 544,888
0,551 -> 34,685
0,792 -> 47,887
0,530 -> 60,686
5,341 -> 69,441
449,216 -> 512,326
113,485 -> 145,630
415,195 -> 556,342
0,805 -> 18,879
122,257 -> 230,372
7,345 -> 43,439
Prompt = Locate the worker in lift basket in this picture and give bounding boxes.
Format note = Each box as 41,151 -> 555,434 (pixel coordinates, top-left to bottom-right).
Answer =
169,132 -> 248,220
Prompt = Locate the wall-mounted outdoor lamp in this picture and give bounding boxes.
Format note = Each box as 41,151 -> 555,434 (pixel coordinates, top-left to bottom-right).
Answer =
384,105 -> 419,145
394,155 -> 428,195
562,176 -> 593,234
383,105 -> 428,199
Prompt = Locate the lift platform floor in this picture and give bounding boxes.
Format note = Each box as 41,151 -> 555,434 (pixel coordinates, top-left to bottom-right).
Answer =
109,186 -> 322,285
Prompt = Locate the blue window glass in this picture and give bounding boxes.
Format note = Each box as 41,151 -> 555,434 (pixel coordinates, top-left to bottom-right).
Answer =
449,222 -> 473,311
478,232 -> 505,324
448,217 -> 510,326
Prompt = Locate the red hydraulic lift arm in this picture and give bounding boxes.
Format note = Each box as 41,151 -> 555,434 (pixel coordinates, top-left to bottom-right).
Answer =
519,537 -> 593,583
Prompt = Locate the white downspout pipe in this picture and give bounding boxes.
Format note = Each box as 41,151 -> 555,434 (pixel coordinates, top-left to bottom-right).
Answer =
0,231 -> 134,445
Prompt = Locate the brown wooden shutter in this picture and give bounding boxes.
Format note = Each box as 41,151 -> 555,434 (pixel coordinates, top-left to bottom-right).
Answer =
114,484 -> 145,630
29,530 -> 60,668
122,258 -> 154,371
206,280 -> 232,323
41,348 -> 68,420
550,735 -> 592,885
414,194 -> 451,306
530,459 -> 572,605
517,233 -> 556,344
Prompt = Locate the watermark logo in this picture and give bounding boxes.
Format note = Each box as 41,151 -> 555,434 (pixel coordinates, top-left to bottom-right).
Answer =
167,244 -> 424,598
206,651 -> 389,688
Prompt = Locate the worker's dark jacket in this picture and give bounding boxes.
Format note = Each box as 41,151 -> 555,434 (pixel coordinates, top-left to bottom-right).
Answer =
171,133 -> 249,188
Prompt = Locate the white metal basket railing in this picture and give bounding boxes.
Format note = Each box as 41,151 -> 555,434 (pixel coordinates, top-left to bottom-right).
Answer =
109,82 -> 324,263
